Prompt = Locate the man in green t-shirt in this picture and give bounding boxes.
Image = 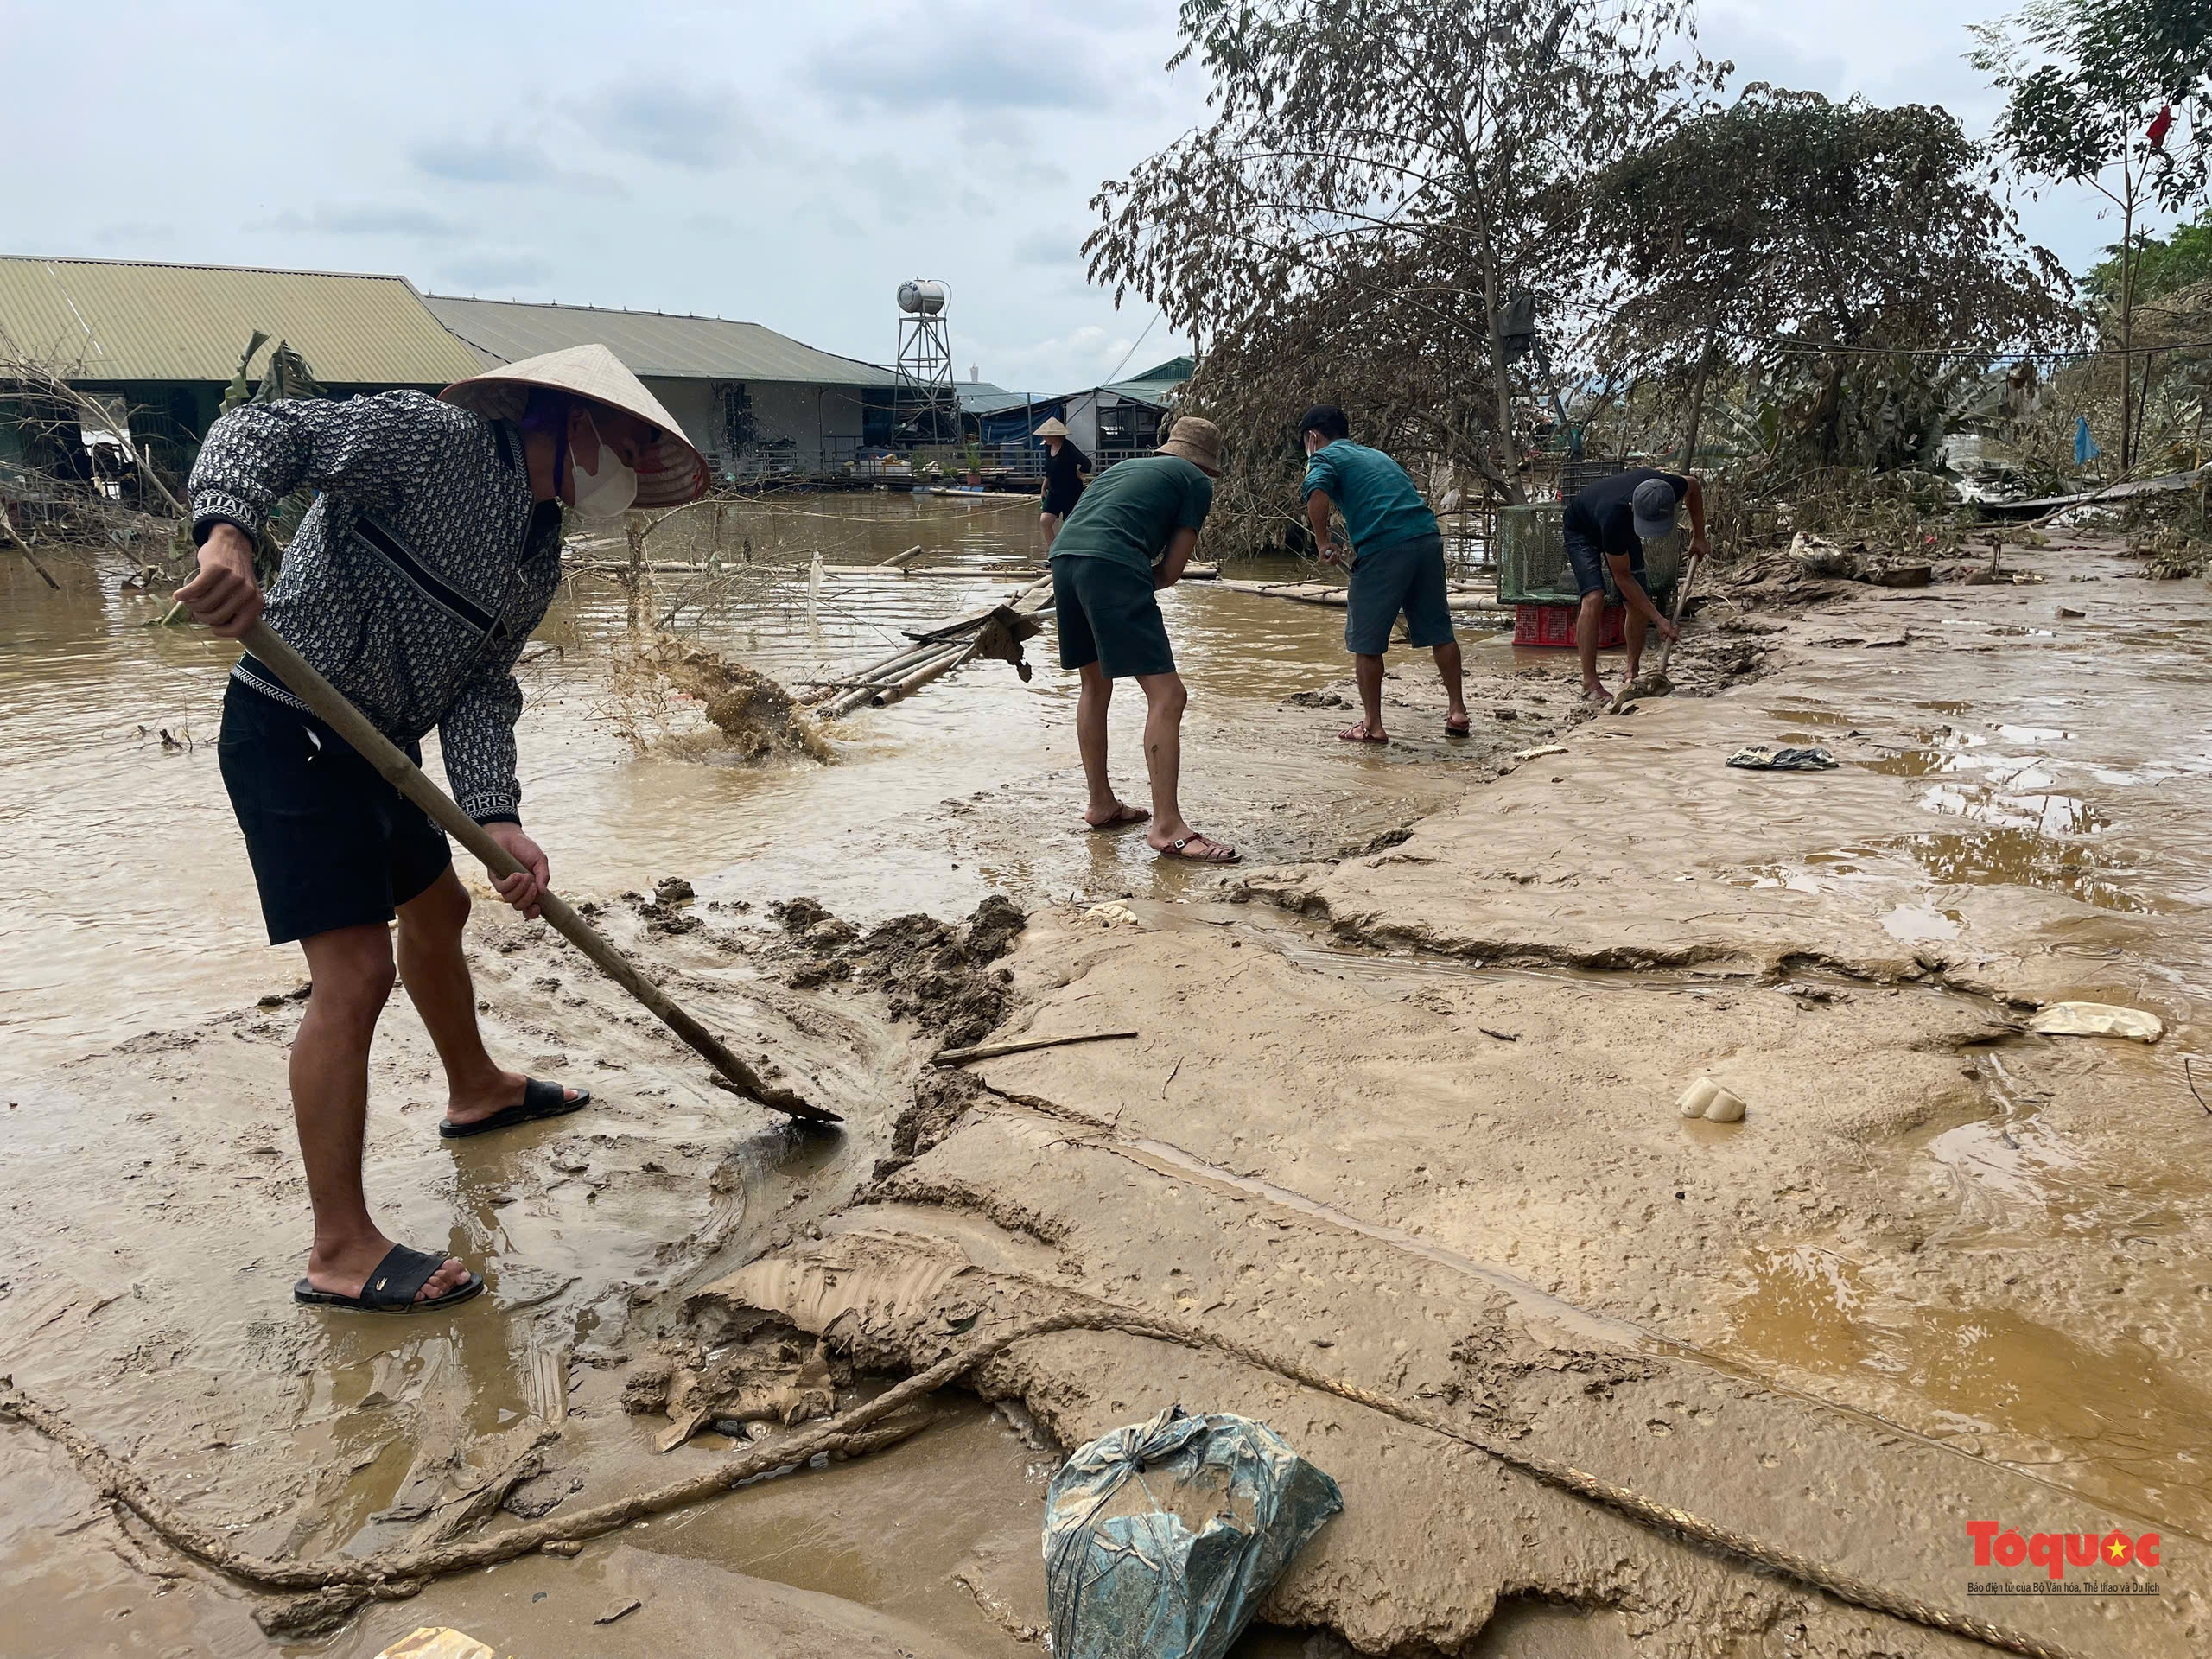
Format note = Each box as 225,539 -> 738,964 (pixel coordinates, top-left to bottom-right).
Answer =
1047,416 -> 1236,863
1300,405 -> 1468,743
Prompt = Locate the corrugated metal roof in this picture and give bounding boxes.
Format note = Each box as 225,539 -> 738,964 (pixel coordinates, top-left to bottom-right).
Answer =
423,295 -> 898,387
0,256 -> 486,385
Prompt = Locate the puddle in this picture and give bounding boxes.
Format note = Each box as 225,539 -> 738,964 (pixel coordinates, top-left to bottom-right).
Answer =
1918,784 -> 2108,836
1880,903 -> 1961,942
1725,1245 -> 2212,1535
1867,828 -> 2154,912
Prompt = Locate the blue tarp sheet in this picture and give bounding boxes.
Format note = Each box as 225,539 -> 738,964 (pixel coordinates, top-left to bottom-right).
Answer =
1044,1406 -> 1343,1659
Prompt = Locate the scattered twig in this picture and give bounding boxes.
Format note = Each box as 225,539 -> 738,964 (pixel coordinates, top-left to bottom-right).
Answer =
934,1029 -> 1141,1067
1477,1027 -> 1521,1042
2186,1057 -> 2209,1118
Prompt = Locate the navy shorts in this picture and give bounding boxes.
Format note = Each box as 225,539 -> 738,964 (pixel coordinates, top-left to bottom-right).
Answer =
1052,556 -> 1177,678
218,676 -> 452,945
1344,532 -> 1456,656
1563,518 -> 1646,600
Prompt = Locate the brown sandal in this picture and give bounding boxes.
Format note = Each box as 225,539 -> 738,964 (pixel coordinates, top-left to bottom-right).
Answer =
1155,833 -> 1239,864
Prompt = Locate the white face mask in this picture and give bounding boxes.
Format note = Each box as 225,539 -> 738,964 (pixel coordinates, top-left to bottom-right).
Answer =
569,410 -> 639,518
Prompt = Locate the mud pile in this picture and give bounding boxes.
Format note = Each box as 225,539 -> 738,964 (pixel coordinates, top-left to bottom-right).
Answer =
768,893 -> 1025,1049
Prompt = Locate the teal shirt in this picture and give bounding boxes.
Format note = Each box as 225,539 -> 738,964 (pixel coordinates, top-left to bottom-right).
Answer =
1049,454 -> 1213,575
1302,440 -> 1438,553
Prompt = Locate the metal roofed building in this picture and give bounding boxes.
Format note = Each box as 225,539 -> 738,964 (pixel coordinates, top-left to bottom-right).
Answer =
1053,354 -> 1194,468
423,295 -> 899,482
0,255 -> 489,475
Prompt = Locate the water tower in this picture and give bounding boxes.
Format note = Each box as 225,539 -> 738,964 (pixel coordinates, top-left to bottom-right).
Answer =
894,279 -> 957,445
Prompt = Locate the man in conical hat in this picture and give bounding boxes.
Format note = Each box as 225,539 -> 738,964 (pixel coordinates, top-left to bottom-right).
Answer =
174,345 -> 708,1313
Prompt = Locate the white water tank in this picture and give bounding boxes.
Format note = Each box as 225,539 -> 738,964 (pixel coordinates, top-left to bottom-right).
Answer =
897,279 -> 948,315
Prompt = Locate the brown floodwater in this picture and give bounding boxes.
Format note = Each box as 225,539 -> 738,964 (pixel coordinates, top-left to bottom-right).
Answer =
0,495 -> 1514,1065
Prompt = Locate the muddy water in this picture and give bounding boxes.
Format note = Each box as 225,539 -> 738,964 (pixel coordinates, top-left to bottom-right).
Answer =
0,497 -> 1510,1065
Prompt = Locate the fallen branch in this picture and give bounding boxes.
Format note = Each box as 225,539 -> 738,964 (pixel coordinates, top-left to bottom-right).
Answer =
934,1028 -> 1141,1066
0,504 -> 60,590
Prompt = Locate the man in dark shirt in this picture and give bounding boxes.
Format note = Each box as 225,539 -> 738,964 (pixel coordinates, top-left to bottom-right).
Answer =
1035,416 -> 1090,551
1560,467 -> 1708,702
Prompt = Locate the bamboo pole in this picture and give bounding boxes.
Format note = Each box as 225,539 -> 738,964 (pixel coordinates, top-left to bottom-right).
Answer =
235,620 -> 838,1124
873,641 -> 975,706
875,543 -> 926,568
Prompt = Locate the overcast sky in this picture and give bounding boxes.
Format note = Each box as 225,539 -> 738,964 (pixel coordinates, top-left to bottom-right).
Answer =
8,1 -> 2172,394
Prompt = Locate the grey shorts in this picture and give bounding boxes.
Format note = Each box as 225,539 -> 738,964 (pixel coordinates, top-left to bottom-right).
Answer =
1052,555 -> 1176,678
1345,532 -> 1455,656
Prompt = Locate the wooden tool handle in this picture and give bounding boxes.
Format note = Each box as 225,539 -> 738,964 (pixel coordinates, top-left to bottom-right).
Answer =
237,620 -> 837,1123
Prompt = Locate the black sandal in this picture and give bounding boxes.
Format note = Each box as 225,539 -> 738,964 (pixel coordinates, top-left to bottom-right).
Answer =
294,1243 -> 484,1313
439,1078 -> 591,1140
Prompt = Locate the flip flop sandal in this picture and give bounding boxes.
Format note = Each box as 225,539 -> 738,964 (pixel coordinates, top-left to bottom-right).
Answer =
1083,804 -> 1153,831
295,1243 -> 484,1313
1444,718 -> 1472,739
1338,725 -> 1389,743
1157,834 -> 1240,864
439,1078 -> 591,1140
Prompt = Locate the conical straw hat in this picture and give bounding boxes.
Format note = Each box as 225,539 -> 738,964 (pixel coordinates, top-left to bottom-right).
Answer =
1033,416 -> 1070,438
441,343 -> 709,507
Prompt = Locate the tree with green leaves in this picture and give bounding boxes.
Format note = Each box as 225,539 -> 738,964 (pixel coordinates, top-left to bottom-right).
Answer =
1086,0 -> 1723,546
1594,86 -> 2078,472
1973,0 -> 2212,467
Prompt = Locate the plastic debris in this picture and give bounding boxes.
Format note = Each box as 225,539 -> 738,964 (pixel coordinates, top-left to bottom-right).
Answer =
1726,746 -> 1837,771
2028,1002 -> 2164,1044
374,1631 -> 495,1659
1084,902 -> 1141,927
1514,743 -> 1569,761
1677,1077 -> 1746,1122
1045,1405 -> 1342,1659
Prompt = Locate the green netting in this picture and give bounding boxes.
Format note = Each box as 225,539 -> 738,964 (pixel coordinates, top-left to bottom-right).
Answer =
1496,504 -> 1681,606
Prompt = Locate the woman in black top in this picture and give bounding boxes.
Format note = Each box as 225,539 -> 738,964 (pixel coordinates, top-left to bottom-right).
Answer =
1035,416 -> 1090,551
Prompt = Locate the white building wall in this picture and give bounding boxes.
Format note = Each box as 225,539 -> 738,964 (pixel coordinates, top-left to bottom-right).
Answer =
639,377 -> 874,479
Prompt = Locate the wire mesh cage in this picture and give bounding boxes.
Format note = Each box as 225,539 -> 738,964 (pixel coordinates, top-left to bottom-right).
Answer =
1495,504 -> 1681,606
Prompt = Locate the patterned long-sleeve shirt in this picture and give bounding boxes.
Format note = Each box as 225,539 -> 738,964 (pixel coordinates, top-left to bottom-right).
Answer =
189,391 -> 564,824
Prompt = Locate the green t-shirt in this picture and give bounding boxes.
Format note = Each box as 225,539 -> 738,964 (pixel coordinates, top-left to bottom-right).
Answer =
1049,454 -> 1213,575
1302,439 -> 1438,552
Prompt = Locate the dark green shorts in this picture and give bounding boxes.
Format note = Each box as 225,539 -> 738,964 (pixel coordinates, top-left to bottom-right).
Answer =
1345,531 -> 1455,655
1052,555 -> 1176,678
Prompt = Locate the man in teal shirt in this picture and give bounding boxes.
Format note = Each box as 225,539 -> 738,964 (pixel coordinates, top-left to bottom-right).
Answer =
1048,415 -> 1236,863
1301,405 -> 1468,742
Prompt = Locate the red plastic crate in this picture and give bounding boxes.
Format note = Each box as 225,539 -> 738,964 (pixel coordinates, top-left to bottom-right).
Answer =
1513,601 -> 1624,649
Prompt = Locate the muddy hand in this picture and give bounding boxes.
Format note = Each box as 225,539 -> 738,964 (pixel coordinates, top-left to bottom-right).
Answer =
485,823 -> 550,919
174,523 -> 264,637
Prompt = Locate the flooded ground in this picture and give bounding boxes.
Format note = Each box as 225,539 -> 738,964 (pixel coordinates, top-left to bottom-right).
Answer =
3,507 -> 2209,1657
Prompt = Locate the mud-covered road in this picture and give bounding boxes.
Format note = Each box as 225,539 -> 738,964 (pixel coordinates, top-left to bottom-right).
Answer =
3,514 -> 2207,1657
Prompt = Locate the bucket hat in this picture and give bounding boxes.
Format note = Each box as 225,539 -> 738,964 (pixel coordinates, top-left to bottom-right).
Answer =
1157,415 -> 1223,476
1033,416 -> 1070,439
441,343 -> 709,508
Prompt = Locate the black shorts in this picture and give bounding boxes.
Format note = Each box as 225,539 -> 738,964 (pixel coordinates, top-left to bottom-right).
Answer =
218,677 -> 452,945
1052,556 -> 1177,678
1563,518 -> 1646,600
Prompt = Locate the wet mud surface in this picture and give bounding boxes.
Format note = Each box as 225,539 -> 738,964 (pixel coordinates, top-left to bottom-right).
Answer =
3,512 -> 2209,1656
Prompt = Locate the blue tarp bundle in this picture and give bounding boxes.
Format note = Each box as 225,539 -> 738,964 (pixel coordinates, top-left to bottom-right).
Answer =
1044,1406 -> 1343,1659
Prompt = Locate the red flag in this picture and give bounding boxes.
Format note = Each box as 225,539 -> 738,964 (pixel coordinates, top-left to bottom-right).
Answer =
2149,105 -> 2173,149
